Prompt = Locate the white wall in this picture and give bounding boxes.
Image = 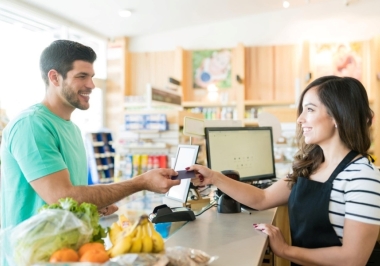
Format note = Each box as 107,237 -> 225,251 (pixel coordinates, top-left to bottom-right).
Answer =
129,0 -> 380,52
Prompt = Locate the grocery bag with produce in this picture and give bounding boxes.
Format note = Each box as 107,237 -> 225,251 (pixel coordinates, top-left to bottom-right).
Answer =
0,197 -> 219,265
1,197 -> 107,265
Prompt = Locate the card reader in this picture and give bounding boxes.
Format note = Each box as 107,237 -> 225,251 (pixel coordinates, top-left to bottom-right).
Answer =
149,204 -> 196,223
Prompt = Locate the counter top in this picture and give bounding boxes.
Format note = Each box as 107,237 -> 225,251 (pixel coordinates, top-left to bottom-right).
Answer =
101,193 -> 277,266
165,206 -> 276,266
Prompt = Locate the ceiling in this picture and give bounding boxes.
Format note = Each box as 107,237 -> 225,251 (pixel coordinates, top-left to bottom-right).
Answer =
6,0 -> 355,39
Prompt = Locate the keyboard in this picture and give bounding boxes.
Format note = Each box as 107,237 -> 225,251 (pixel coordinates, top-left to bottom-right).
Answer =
250,179 -> 274,189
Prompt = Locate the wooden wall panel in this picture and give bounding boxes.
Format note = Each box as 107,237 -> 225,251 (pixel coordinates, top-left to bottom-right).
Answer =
233,43 -> 245,120
245,46 -> 274,101
298,41 -> 311,100
274,45 -> 297,102
183,50 -> 194,101
129,53 -> 145,96
175,47 -> 185,99
106,37 -> 128,144
129,50 -> 177,96
370,36 -> 380,162
361,40 -> 372,100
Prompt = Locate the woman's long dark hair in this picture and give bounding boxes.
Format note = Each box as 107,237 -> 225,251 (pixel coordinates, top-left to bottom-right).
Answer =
288,76 -> 373,186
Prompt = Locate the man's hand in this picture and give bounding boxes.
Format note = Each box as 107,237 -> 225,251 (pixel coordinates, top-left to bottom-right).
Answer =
99,204 -> 118,216
136,168 -> 180,193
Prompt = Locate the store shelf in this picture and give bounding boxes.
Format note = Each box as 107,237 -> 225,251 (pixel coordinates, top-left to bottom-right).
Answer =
86,132 -> 116,184
124,143 -> 168,149
182,101 -> 237,107
127,129 -> 162,134
244,100 -> 294,106
243,119 -> 259,126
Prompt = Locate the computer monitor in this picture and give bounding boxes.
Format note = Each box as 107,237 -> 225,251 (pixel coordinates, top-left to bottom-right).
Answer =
205,127 -> 276,182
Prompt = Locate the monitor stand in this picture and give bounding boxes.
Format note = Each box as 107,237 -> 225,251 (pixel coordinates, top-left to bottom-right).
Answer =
186,187 -> 210,209
162,197 -> 184,208
163,188 -> 210,209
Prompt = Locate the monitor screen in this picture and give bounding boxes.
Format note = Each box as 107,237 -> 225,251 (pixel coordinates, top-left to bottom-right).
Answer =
205,127 -> 276,182
166,145 -> 199,203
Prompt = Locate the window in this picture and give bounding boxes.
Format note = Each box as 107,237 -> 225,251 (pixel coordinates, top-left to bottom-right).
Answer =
0,5 -> 107,132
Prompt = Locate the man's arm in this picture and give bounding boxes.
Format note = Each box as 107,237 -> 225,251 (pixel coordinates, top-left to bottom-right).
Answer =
30,168 -> 180,209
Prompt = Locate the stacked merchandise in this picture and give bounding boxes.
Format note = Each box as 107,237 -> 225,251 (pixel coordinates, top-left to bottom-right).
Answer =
120,154 -> 168,179
125,113 -> 168,131
118,112 -> 179,181
86,132 -> 116,184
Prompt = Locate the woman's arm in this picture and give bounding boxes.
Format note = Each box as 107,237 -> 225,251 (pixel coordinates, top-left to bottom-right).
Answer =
189,164 -> 291,210
256,218 -> 379,266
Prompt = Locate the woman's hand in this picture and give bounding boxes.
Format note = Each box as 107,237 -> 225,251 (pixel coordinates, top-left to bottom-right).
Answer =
254,223 -> 289,257
186,164 -> 217,186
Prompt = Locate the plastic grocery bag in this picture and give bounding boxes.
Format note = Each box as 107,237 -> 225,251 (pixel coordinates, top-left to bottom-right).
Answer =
165,246 -> 219,266
1,209 -> 93,266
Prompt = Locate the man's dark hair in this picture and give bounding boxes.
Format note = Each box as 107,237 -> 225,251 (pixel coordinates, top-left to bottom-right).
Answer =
39,40 -> 97,86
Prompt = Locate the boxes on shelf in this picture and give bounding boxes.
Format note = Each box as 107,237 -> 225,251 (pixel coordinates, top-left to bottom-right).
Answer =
125,113 -> 168,131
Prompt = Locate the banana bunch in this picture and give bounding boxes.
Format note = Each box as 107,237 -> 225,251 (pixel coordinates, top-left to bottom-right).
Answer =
107,214 -> 165,258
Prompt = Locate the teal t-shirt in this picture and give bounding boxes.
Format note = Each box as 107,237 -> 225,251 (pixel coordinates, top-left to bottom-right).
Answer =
0,103 -> 88,229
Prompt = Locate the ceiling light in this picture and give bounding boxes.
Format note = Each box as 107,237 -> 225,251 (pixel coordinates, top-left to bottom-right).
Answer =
283,1 -> 290,8
118,9 -> 132,18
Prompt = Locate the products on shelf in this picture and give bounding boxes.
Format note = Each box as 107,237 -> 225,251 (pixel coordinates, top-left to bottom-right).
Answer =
86,132 -> 116,184
125,114 -> 168,131
119,154 -> 168,179
119,112 -> 179,174
185,107 -> 237,120
245,107 -> 259,119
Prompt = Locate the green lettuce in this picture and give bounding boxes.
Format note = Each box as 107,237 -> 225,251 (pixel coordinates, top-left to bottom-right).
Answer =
39,197 -> 107,242
10,198 -> 109,265
11,209 -> 92,264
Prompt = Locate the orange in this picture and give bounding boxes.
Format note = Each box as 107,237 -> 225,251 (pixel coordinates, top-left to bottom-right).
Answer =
49,247 -> 79,262
79,249 -> 109,263
78,242 -> 106,257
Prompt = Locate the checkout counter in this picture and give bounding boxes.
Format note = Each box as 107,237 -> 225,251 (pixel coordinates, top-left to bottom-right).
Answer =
101,192 -> 277,266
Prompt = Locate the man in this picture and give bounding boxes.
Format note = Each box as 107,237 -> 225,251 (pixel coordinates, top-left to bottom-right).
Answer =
0,40 -> 180,230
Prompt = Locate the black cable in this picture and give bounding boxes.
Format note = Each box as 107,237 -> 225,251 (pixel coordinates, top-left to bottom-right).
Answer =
198,185 -> 211,194
195,201 -> 218,216
199,187 -> 212,197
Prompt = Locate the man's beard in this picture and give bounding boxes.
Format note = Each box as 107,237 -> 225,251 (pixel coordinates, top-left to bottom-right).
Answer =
61,81 -> 89,110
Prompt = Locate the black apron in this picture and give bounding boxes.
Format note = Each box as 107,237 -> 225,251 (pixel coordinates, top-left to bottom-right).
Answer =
288,150 -> 358,266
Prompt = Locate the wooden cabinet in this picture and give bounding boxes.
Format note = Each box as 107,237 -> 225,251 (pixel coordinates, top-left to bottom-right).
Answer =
273,205 -> 291,266
245,44 -> 302,103
246,46 -> 275,101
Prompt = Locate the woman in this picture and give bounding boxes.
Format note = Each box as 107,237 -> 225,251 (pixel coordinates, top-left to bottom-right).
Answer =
188,76 -> 380,266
